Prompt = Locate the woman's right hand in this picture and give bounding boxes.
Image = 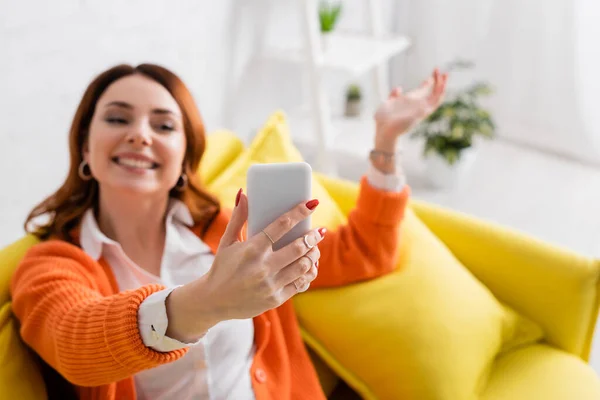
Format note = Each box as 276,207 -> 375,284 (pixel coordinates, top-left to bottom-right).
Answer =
165,189 -> 324,343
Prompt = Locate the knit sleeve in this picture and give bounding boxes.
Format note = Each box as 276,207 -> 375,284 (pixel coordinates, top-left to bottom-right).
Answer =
10,240 -> 188,387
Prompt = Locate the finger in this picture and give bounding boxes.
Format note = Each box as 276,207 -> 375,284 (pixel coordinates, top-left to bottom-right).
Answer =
218,189 -> 248,249
280,263 -> 319,300
429,73 -> 445,106
421,76 -> 434,89
436,73 -> 448,104
273,246 -> 320,288
271,227 -> 325,268
407,77 -> 434,99
416,77 -> 434,94
293,264 -> 319,293
436,74 -> 447,102
442,73 -> 449,93
432,69 -> 440,90
256,199 -> 320,249
388,87 -> 403,99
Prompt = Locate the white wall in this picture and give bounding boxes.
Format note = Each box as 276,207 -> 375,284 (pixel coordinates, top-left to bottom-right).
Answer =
0,0 -> 238,246
391,0 -> 600,165
0,0 -> 402,247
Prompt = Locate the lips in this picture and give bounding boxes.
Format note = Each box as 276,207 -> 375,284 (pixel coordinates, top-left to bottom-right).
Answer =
111,156 -> 159,169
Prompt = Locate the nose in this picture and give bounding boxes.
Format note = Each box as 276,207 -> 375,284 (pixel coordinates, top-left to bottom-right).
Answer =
125,125 -> 152,147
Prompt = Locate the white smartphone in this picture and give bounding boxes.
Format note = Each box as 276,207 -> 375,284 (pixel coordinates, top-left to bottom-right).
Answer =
247,162 -> 312,251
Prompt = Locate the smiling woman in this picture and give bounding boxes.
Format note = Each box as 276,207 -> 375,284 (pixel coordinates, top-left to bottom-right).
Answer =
9,63 -> 444,400
25,64 -> 220,241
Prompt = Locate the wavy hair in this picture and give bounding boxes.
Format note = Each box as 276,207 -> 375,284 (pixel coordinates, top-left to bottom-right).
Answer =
25,64 -> 220,241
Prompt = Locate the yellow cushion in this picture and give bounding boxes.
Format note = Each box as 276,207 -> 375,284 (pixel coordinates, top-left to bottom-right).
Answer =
0,235 -> 40,306
198,129 -> 245,186
0,236 -> 46,400
482,344 -> 600,400
411,201 -> 600,360
294,207 -> 544,400
206,111 -> 347,229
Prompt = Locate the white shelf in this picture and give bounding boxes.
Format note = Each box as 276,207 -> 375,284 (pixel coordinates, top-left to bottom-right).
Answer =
288,112 -> 377,160
266,33 -> 411,76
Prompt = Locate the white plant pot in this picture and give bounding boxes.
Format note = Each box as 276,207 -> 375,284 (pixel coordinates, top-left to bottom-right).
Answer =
345,100 -> 361,117
425,147 -> 478,189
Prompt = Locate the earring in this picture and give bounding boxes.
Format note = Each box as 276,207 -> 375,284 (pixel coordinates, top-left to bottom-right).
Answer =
78,160 -> 93,181
175,173 -> 188,191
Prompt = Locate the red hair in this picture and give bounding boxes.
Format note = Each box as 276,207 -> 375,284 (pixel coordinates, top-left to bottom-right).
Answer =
25,64 -> 220,241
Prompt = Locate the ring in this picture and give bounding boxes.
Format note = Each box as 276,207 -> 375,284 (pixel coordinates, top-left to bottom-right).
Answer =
302,253 -> 315,267
303,234 -> 314,249
294,278 -> 309,293
262,230 -> 275,244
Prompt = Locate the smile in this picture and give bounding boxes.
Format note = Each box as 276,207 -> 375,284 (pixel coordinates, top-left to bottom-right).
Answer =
111,156 -> 159,170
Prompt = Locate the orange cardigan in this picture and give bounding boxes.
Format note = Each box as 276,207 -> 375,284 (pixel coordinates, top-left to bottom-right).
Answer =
10,177 -> 409,400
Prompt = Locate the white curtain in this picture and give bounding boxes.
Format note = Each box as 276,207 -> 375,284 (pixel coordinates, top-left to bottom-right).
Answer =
393,0 -> 600,164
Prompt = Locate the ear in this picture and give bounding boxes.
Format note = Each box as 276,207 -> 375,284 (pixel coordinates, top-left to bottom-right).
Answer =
82,138 -> 90,162
181,158 -> 189,175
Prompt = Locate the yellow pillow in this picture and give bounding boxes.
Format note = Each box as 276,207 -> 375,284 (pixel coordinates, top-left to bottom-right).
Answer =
206,111 -> 347,229
0,235 -> 46,400
0,235 -> 40,306
198,129 -> 245,186
482,344 -> 600,400
293,208 -> 544,400
411,200 -> 600,360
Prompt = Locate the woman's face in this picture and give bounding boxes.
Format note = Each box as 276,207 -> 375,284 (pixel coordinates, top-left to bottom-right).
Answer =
85,74 -> 186,196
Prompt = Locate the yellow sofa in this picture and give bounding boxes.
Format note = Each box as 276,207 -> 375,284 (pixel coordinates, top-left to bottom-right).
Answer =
317,173 -> 600,399
1,129 -> 599,400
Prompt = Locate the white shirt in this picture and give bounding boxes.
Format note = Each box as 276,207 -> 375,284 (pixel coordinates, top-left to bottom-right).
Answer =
80,201 -> 255,400
78,163 -> 404,400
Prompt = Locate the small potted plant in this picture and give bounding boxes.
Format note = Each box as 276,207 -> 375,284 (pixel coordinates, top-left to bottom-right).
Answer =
318,1 -> 342,50
411,60 -> 495,188
345,84 -> 362,117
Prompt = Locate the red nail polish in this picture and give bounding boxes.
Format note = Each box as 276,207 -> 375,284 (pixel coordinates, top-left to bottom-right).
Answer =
318,227 -> 327,237
306,199 -> 319,210
235,188 -> 242,206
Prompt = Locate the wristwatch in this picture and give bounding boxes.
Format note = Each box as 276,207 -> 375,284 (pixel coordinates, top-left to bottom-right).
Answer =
369,149 -> 399,166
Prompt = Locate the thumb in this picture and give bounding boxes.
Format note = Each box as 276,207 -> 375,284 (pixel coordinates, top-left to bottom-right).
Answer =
219,188 -> 248,249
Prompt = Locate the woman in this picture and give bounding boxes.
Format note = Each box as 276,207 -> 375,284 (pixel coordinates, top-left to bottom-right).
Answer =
10,64 -> 447,400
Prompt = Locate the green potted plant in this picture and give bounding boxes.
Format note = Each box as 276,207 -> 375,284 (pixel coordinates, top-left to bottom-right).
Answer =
411,59 -> 496,188
345,84 -> 362,117
318,1 -> 342,50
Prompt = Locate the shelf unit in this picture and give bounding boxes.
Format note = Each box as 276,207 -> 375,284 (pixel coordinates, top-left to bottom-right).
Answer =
288,111 -> 377,159
265,33 -> 411,77
223,0 -> 411,174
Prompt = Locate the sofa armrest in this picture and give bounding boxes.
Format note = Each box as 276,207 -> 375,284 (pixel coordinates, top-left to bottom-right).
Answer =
411,200 -> 600,361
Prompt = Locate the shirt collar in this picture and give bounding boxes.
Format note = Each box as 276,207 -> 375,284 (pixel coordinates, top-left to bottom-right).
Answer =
79,199 -> 196,260
79,209 -> 115,261
167,198 -> 195,227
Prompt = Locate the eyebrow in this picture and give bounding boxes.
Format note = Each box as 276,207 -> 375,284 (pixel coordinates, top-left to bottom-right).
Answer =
105,101 -> 181,117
